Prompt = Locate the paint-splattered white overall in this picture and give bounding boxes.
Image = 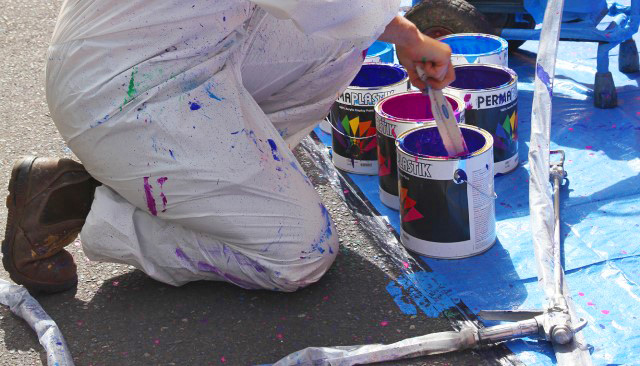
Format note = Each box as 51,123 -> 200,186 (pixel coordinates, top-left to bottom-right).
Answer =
45,1 -> 399,291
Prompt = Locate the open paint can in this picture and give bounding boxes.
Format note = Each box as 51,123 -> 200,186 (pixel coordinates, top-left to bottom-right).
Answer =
366,41 -> 395,63
375,91 -> 465,209
445,64 -> 519,174
330,63 -> 409,174
396,124 -> 496,258
438,33 -> 508,66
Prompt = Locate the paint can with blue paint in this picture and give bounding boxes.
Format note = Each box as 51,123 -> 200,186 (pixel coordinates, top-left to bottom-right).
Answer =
444,64 -> 519,174
438,33 -> 509,66
366,41 -> 395,63
330,63 -> 409,174
375,91 -> 465,210
396,124 -> 496,258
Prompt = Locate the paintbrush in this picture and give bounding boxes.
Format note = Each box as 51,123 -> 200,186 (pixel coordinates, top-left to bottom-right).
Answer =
416,67 -> 469,157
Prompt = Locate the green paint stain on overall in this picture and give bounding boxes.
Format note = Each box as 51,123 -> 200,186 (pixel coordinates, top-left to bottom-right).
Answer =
127,68 -> 138,100
121,68 -> 138,110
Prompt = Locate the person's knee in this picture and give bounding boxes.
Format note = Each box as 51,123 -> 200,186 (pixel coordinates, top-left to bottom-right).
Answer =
270,206 -> 340,292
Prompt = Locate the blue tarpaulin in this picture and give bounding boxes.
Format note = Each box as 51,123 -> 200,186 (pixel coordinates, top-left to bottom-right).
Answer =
314,19 -> 640,366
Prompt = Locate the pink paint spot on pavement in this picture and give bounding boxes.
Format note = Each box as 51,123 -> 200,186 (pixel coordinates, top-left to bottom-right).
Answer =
587,301 -> 595,306
578,292 -> 585,296
601,310 -> 610,315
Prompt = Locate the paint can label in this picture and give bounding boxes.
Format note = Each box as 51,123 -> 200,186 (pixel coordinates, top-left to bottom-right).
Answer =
331,66 -> 408,175
447,81 -> 518,174
396,125 -> 496,258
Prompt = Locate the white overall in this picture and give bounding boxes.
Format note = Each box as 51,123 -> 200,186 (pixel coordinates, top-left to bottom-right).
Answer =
45,0 -> 400,291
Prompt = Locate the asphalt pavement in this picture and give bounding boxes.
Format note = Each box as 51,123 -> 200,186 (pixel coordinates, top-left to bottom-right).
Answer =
0,1 -> 499,365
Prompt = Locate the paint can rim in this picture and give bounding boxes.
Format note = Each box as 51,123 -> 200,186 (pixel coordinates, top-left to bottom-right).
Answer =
366,41 -> 394,58
396,123 -> 493,161
437,33 -> 508,57
446,63 -> 518,92
374,91 -> 464,124
402,236 -> 497,259
346,63 -> 409,91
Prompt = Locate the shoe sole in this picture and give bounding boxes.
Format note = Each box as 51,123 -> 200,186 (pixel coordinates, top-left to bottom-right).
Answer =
2,156 -> 78,294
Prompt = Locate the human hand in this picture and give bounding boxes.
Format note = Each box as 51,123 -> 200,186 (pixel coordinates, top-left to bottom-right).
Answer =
396,33 -> 455,90
378,16 -> 455,90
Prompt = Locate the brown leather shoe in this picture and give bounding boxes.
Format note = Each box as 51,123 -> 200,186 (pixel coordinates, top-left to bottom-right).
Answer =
2,156 -> 99,293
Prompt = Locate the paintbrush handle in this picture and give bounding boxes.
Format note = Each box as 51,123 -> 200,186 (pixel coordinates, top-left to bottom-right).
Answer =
416,68 -> 469,156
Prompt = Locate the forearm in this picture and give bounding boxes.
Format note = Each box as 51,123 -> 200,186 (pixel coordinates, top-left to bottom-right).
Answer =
377,16 -> 422,48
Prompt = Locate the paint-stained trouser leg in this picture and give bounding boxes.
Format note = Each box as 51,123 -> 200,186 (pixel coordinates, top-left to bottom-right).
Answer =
73,13 -> 363,291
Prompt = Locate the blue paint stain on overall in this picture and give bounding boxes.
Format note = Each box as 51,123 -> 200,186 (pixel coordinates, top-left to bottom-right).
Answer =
189,101 -> 201,110
303,204 -> 334,257
267,139 -> 282,161
205,84 -> 223,101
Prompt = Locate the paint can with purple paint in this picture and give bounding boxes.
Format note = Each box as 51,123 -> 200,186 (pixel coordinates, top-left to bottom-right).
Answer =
444,64 -> 519,174
375,91 -> 465,210
330,63 -> 409,174
396,124 -> 496,258
438,33 -> 509,66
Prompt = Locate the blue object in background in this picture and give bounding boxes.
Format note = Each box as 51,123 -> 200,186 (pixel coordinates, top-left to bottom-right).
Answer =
366,41 -> 395,63
409,0 -> 639,108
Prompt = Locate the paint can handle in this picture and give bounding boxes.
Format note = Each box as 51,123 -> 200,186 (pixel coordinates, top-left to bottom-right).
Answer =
453,169 -> 498,200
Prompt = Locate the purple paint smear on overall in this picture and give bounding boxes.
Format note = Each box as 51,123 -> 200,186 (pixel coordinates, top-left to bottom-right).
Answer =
197,261 -> 259,290
143,177 -> 157,216
157,177 -> 168,212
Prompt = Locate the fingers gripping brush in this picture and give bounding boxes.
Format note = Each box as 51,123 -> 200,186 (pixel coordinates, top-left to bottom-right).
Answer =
416,67 -> 469,157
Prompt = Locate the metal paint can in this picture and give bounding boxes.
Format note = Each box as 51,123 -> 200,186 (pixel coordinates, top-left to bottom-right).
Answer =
375,91 -> 465,210
331,63 -> 409,174
365,41 -> 395,63
396,124 -> 496,258
444,64 -> 519,174
438,33 -> 508,67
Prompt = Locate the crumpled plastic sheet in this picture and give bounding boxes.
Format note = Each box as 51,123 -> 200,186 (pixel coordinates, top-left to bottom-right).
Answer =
272,328 -> 478,366
0,280 -> 74,366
